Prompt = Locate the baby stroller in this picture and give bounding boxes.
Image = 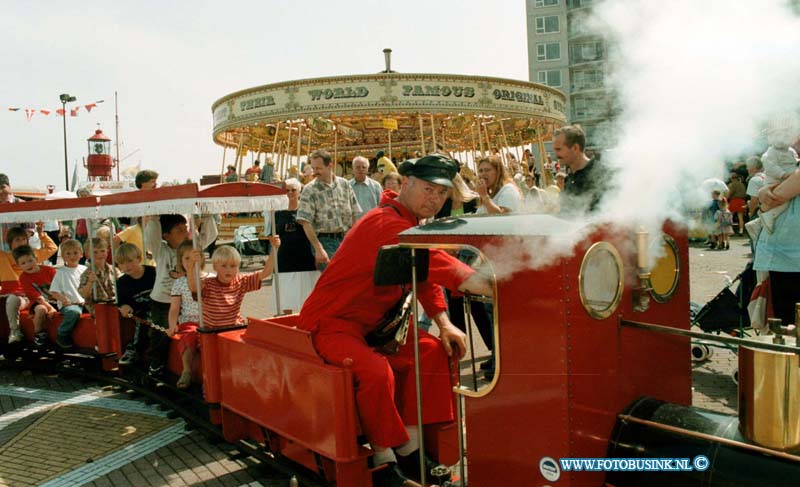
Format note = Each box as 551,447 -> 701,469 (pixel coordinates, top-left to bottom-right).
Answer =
690,262 -> 756,384
233,225 -> 268,267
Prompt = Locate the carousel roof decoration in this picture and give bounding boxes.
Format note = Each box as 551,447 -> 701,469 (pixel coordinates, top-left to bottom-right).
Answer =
211,49 -> 567,178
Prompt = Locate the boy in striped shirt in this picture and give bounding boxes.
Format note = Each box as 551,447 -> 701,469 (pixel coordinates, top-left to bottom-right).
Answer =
186,235 -> 280,327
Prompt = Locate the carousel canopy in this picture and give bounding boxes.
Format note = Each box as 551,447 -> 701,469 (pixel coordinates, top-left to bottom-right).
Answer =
211,71 -> 567,162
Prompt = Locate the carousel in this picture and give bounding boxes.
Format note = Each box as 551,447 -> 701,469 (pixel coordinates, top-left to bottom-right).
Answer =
211,49 -> 567,181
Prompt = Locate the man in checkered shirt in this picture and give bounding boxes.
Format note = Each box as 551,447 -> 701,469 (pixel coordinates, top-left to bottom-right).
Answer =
296,149 -> 361,271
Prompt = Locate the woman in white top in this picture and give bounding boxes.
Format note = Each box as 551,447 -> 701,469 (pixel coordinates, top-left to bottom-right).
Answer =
475,155 -> 523,214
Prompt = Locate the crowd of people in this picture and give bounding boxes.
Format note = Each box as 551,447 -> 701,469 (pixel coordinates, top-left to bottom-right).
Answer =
0,169 -> 278,391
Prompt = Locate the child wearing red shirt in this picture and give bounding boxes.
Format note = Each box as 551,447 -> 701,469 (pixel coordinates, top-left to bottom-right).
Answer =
2,225 -> 57,344
13,245 -> 58,347
186,236 -> 279,328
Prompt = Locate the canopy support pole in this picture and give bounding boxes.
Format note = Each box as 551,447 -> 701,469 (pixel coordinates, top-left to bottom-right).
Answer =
418,115 -> 426,155
333,128 -> 339,176
270,209 -> 281,315
285,122 -> 294,180
476,122 -> 485,158
219,146 -> 227,183
537,123 -> 551,188
483,122 -> 492,158
271,122 -> 280,154
470,124 -> 478,170
236,133 -> 245,180
499,120 -> 512,169
430,114 -> 437,151
296,124 -> 303,172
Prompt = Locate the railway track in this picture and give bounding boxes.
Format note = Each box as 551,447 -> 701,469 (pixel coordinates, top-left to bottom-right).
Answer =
0,345 -> 324,487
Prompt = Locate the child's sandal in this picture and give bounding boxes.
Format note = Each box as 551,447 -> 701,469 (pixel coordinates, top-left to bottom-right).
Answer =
176,371 -> 192,389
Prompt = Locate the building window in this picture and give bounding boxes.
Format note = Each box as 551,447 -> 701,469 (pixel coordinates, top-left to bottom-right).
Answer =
571,96 -> 606,119
571,68 -> 604,91
568,13 -> 590,37
567,0 -> 593,8
536,42 -> 561,61
570,41 -> 604,63
535,0 -> 559,7
538,70 -> 562,88
535,15 -> 560,34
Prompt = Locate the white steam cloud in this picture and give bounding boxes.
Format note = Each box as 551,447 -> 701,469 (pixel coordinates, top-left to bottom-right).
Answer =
596,0 -> 800,225
491,0 -> 800,281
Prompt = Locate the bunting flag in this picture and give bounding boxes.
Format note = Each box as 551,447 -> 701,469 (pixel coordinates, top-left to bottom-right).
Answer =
5,99 -> 104,120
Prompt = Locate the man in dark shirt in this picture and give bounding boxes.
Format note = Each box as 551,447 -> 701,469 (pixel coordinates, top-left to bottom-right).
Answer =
552,124 -> 609,214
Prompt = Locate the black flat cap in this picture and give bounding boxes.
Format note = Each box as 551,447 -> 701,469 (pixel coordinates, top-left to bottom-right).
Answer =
398,154 -> 459,187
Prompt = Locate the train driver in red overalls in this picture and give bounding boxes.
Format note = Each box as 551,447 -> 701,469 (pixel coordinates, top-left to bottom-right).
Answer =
299,154 -> 493,487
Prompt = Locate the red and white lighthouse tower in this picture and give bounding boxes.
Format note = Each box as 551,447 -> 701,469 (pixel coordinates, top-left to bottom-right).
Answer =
84,129 -> 115,181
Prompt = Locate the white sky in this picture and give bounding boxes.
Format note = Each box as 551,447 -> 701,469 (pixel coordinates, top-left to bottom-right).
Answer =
1,0 -> 530,190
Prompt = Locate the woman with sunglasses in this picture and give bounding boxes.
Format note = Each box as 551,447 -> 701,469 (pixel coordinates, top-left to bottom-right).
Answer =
264,178 -> 320,315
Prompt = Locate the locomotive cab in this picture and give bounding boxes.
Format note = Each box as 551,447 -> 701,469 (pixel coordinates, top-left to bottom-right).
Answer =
398,213 -> 692,486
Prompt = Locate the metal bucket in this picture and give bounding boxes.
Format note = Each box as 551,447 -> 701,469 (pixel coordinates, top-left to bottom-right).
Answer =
739,335 -> 800,450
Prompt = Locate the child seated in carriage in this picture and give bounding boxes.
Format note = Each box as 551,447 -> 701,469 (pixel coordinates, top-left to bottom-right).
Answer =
1,224 -> 57,344
167,240 -> 204,389
78,238 -> 119,316
116,243 -> 157,366
186,235 -> 280,330
48,239 -> 87,349
13,245 -> 58,347
177,238 -> 279,388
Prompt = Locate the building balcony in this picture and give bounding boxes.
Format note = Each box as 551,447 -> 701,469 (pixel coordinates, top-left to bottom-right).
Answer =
570,84 -> 607,95
568,58 -> 605,69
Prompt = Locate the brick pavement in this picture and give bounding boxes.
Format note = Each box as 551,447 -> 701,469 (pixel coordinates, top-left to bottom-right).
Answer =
0,371 -> 287,487
0,404 -> 173,486
688,235 -> 751,415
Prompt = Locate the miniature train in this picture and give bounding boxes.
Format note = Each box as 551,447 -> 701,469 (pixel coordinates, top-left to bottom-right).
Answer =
0,183 -> 798,486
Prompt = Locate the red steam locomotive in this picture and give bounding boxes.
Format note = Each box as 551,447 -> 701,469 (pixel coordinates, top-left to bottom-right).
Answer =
0,183 -> 798,486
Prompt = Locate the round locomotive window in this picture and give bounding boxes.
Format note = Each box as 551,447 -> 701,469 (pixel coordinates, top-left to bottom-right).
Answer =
579,242 -> 624,320
649,235 -> 680,303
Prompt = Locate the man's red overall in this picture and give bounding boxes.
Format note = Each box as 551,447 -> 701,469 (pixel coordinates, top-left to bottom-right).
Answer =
299,191 -> 473,447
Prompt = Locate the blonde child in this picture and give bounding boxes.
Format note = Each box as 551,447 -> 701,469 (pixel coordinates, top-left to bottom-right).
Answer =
714,197 -> 734,250
186,236 -> 280,330
1,224 -> 57,343
167,240 -> 204,389
115,243 -> 157,366
49,239 -> 87,349
78,238 -> 119,315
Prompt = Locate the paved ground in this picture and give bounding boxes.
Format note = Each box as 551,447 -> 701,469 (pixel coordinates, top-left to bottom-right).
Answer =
0,235 -> 752,485
688,234 -> 752,415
